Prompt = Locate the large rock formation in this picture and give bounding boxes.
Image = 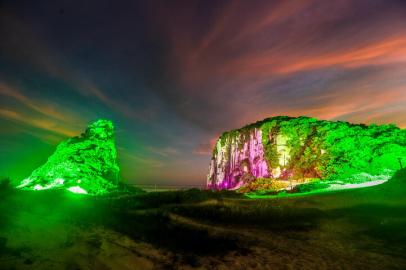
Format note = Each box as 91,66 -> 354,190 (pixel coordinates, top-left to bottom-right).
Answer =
208,116 -> 406,190
17,119 -> 120,195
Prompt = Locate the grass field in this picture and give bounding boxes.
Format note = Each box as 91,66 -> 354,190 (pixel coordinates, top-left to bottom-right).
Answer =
0,170 -> 405,269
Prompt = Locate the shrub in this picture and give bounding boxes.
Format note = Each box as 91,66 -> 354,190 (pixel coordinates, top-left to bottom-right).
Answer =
291,181 -> 330,193
238,178 -> 288,193
0,177 -> 11,190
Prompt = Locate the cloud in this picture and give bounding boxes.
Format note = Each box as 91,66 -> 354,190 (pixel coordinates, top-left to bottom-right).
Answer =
118,147 -> 164,168
0,81 -> 94,139
0,82 -> 83,125
230,36 -> 406,76
146,0 -> 406,132
0,11 -> 153,121
0,108 -> 79,137
147,146 -> 180,157
194,137 -> 218,155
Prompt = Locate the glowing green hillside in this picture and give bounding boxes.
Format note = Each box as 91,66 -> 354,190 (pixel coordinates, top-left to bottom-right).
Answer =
17,119 -> 120,195
208,116 -> 406,191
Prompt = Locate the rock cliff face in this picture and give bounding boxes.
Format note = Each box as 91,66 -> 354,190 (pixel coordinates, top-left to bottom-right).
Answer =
208,128 -> 269,189
17,119 -> 120,195
207,116 -> 406,190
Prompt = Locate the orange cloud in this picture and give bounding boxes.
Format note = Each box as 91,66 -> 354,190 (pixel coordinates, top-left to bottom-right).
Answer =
275,37 -> 406,74
0,82 -> 82,125
0,108 -> 78,137
163,0 -> 406,130
225,36 -> 406,78
252,84 -> 406,128
194,137 -> 219,155
0,82 -> 89,138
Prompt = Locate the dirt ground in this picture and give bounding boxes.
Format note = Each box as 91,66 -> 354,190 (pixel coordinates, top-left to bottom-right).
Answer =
0,176 -> 405,270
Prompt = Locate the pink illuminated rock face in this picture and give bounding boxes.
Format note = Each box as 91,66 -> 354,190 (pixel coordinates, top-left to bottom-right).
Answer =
207,128 -> 269,189
208,116 -> 406,190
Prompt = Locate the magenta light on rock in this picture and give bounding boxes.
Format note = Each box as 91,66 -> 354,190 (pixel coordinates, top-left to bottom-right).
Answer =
207,116 -> 406,191
208,128 -> 270,189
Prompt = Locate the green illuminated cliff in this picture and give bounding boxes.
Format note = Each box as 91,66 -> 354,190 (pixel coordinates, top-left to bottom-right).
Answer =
208,116 -> 406,190
17,119 -> 120,195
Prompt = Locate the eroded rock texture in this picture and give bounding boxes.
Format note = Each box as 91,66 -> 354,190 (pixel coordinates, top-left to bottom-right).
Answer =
17,119 -> 120,194
208,128 -> 269,189
208,116 -> 406,190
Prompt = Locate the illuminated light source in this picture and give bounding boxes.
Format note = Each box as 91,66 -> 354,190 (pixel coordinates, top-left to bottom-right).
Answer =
326,179 -> 387,190
16,178 -> 31,188
67,186 -> 88,194
33,184 -> 44,190
30,178 -> 66,191
54,178 -> 65,185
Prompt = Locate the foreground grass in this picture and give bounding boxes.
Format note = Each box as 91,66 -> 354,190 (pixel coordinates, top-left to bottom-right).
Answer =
0,171 -> 405,269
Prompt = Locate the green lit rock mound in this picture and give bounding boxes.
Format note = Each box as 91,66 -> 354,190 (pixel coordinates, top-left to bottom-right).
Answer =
207,116 -> 406,191
17,119 -> 120,195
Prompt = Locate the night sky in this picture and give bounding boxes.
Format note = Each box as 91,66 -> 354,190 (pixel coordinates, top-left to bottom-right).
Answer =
1,0 -> 406,185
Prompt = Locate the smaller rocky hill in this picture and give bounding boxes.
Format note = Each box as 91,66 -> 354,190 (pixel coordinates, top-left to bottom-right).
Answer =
17,119 -> 120,195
